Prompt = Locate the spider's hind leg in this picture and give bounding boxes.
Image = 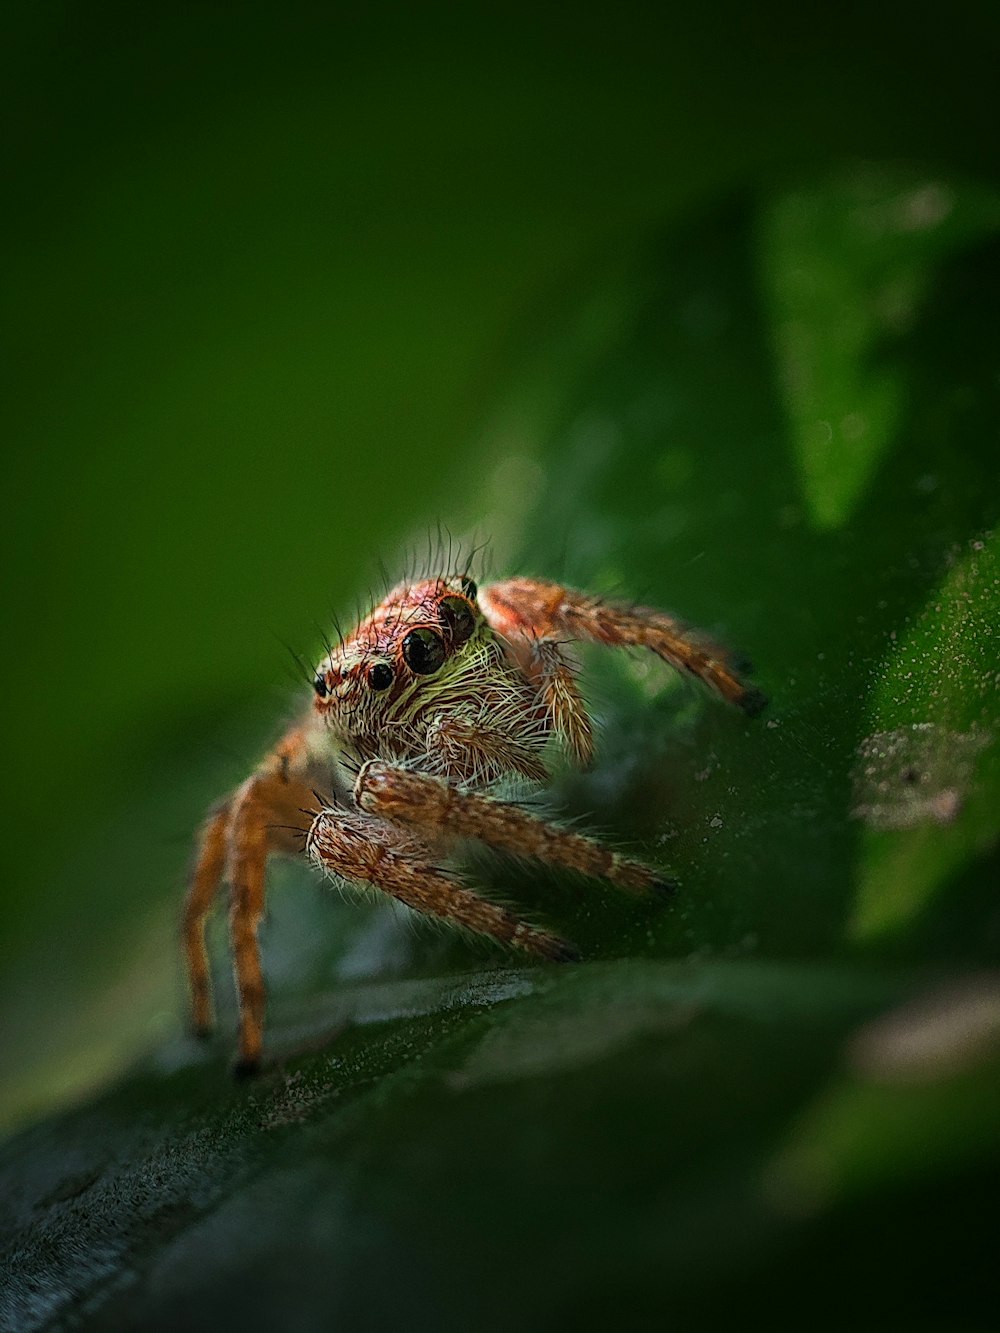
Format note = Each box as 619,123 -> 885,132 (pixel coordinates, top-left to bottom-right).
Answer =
482,577 -> 766,715
224,764 -> 317,1075
183,800 -> 232,1039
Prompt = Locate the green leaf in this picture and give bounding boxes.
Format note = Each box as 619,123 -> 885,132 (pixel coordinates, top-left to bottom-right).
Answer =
767,975 -> 1000,1208
0,960 -> 911,1331
758,169 -> 1000,529
851,529 -> 1000,940
4,167 -> 1000,1331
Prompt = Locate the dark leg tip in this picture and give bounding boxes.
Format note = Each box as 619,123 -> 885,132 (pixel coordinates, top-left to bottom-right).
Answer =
546,937 -> 581,964
192,1023 -> 214,1043
232,1056 -> 262,1081
739,686 -> 769,718
651,878 -> 679,901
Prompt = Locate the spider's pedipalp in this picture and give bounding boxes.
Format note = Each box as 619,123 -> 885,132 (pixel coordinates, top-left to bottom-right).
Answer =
529,639 -> 594,768
425,712 -> 550,786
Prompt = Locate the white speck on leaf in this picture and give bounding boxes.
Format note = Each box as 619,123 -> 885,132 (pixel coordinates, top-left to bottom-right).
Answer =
851,723 -> 989,829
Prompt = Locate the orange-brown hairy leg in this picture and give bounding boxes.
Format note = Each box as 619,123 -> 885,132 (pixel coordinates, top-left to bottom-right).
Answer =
481,577 -> 766,716
306,810 -> 578,962
183,801 -> 232,1037
226,777 -> 319,1074
226,781 -> 271,1076
561,593 -> 767,714
222,728 -> 320,1074
356,761 -> 674,898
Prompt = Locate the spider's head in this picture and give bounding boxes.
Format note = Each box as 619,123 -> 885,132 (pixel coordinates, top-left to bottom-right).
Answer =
311,575 -> 490,737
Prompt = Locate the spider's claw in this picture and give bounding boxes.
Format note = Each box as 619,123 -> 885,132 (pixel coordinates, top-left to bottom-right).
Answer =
232,1055 -> 263,1081
650,877 -> 679,901
192,1022 -> 214,1042
739,686 -> 769,718
545,936 -> 582,964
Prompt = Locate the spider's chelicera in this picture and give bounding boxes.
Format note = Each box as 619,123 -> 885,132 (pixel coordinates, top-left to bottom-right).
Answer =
183,565 -> 766,1074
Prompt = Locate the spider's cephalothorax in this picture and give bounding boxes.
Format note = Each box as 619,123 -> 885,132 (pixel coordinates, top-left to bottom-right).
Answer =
183,568 -> 765,1074
310,576 -> 545,784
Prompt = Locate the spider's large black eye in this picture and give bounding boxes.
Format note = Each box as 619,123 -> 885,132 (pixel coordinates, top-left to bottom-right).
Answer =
313,674 -> 329,698
439,595 -> 476,645
460,577 -> 478,601
402,627 -> 446,675
368,662 -> 394,692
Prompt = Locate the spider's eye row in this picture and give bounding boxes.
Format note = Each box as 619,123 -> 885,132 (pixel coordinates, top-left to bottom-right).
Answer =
313,674 -> 329,698
402,627 -> 446,675
367,661 -> 394,692
439,594 -> 476,645
460,577 -> 478,601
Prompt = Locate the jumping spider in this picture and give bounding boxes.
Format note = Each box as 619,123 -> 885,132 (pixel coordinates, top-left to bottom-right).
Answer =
183,569 -> 765,1073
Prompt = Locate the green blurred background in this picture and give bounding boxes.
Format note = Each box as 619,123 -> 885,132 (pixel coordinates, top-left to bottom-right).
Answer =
3,4 -> 1000,1329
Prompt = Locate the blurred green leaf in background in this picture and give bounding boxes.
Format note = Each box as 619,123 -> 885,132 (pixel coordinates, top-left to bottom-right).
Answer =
2,4 -> 1000,1331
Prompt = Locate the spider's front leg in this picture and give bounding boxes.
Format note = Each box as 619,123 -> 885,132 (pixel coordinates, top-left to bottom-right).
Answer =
355,760 -> 675,899
305,809 -> 578,962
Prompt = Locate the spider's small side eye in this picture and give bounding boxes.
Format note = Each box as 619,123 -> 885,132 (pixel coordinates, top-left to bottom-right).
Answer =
313,674 -> 329,698
402,627 -> 446,675
368,662 -> 394,692
460,577 -> 478,601
439,595 -> 476,645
